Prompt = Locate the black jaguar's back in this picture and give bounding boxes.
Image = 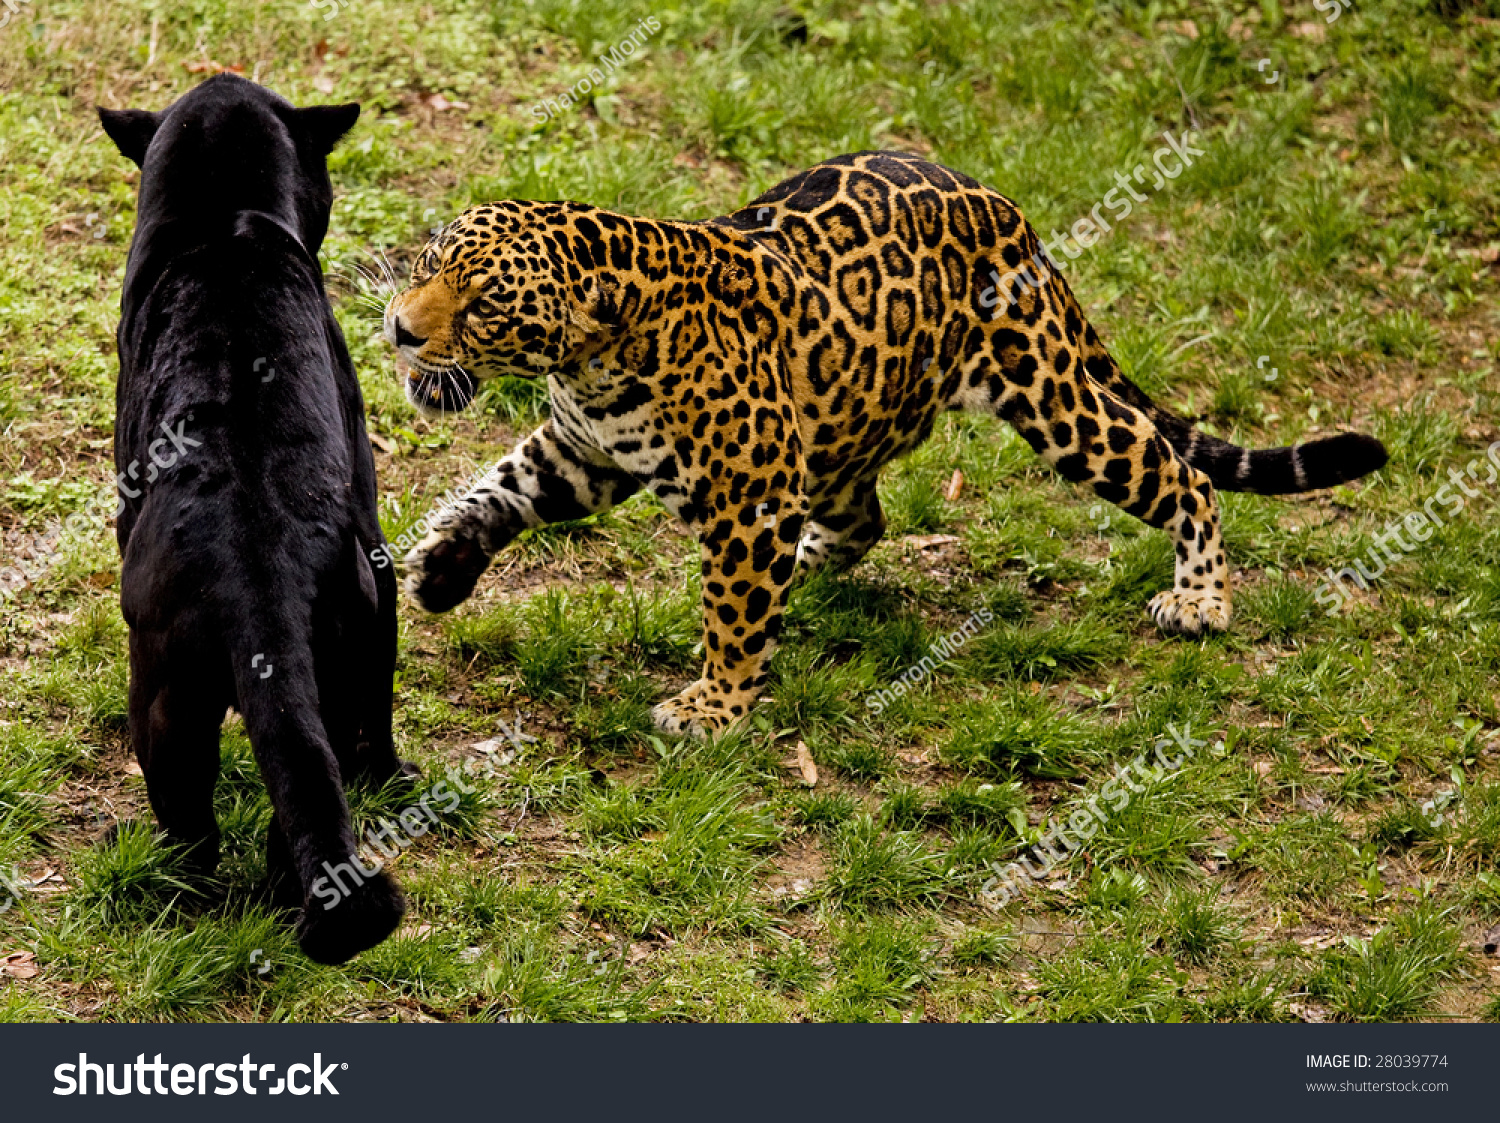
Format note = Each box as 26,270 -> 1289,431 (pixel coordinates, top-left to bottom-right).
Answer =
102,74 -> 407,965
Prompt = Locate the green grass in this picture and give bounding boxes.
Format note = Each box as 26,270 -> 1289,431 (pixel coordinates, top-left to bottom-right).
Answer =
1,0 -> 1498,1022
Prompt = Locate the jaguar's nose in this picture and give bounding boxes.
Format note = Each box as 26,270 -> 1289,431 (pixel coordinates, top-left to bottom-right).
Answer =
393,319 -> 426,349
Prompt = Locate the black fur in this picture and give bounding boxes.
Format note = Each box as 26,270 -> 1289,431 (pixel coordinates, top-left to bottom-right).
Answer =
101,74 -> 409,965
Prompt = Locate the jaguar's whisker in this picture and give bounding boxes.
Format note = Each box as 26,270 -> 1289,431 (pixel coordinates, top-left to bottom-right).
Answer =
373,248 -> 400,291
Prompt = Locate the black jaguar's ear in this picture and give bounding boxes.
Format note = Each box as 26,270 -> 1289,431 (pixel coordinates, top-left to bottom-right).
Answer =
97,107 -> 160,168
291,102 -> 361,156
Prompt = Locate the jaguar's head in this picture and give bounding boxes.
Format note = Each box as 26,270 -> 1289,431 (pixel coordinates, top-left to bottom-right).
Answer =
384,202 -> 619,418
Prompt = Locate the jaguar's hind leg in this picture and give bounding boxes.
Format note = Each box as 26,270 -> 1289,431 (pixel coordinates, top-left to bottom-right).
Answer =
127,632 -> 228,879
991,380 -> 1231,635
653,496 -> 805,736
797,483 -> 886,576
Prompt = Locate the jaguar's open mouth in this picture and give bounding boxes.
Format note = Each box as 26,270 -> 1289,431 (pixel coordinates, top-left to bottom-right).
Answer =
402,361 -> 477,416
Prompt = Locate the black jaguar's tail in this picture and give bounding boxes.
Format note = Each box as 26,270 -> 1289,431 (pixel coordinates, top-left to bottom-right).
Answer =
1081,335 -> 1387,495
228,612 -> 404,965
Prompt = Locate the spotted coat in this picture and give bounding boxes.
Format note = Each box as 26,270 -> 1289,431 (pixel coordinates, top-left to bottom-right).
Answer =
384,151 -> 1387,735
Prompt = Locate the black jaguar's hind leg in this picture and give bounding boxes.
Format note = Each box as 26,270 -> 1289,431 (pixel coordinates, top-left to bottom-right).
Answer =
127,631 -> 228,880
264,818 -> 301,910
315,545 -> 414,790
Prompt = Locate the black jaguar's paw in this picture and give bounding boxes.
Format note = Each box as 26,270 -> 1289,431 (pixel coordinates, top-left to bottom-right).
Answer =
347,746 -> 424,792
296,867 -> 405,965
403,529 -> 492,613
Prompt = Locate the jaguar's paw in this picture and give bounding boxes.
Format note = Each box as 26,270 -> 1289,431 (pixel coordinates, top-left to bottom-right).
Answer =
651,681 -> 744,738
403,528 -> 491,613
1148,589 -> 1232,637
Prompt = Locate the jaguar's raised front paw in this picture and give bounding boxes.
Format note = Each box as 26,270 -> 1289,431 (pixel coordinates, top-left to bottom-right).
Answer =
1148,589 -> 1232,636
403,528 -> 492,613
651,680 -> 747,738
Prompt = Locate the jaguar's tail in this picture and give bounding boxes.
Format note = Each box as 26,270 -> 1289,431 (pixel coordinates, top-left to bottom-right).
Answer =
1077,329 -> 1387,496
1163,426 -> 1388,494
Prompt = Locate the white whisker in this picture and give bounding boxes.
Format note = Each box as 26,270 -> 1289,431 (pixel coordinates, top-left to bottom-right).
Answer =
371,248 -> 400,291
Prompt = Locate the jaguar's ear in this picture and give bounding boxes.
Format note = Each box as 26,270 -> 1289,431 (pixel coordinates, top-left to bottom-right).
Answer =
97,108 -> 160,168
289,102 -> 361,156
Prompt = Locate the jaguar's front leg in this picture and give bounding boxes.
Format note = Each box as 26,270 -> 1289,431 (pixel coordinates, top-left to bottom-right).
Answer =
653,494 -> 806,737
405,419 -> 639,612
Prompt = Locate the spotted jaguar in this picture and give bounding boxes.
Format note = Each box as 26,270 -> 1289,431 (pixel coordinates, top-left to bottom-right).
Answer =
382,150 -> 1386,736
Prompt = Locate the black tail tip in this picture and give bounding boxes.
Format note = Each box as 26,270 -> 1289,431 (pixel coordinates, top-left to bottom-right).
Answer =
1309,432 -> 1388,486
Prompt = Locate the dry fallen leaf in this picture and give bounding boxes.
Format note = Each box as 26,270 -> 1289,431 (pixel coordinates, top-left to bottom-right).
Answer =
312,74 -> 336,95
369,432 -> 396,454
469,738 -> 517,767
792,741 -> 818,787
1297,933 -> 1340,950
908,533 -> 960,550
427,94 -> 471,112
942,469 -> 964,502
1,951 -> 39,980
